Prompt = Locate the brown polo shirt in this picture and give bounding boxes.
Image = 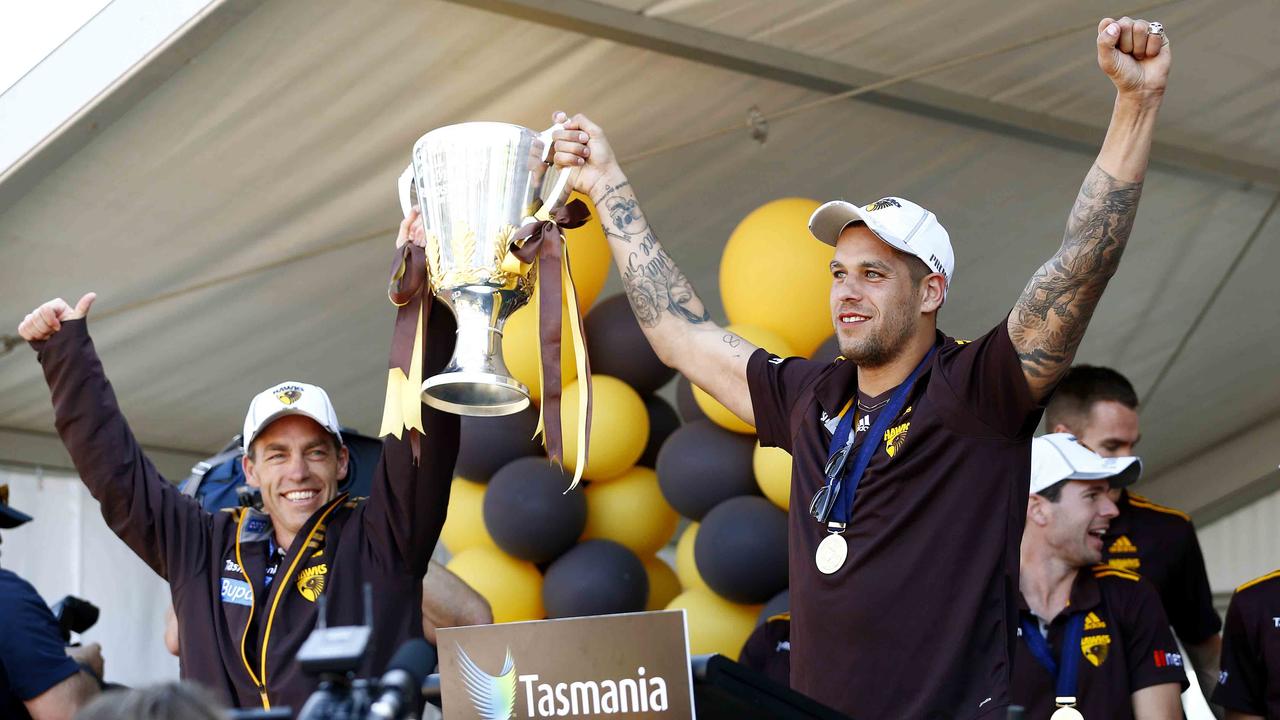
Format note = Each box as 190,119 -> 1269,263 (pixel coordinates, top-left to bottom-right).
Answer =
1011,565 -> 1188,719
1101,490 -> 1222,645
1212,570 -> 1280,717
747,323 -> 1041,719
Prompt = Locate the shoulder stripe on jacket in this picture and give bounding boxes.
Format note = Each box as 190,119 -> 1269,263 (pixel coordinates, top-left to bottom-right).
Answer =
1236,569 -> 1280,594
1126,493 -> 1191,522
1092,565 -> 1140,582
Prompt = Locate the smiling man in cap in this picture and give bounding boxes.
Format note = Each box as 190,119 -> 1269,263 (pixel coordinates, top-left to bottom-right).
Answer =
16,210 -> 460,712
543,13 -> 1174,718
1013,433 -> 1185,719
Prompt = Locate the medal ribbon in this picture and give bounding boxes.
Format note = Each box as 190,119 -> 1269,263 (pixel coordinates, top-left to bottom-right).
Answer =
378,241 -> 429,462
1021,612 -> 1087,701
505,199 -> 594,491
810,346 -> 935,526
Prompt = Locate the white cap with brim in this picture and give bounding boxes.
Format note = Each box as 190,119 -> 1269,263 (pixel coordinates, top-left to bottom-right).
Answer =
808,196 -> 955,295
243,381 -> 343,454
1030,433 -> 1142,495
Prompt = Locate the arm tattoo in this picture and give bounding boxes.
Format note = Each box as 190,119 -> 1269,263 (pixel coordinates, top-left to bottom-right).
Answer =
620,239 -> 711,328
722,332 -> 745,359
1010,164 -> 1142,383
598,184 -> 712,329
604,195 -> 647,239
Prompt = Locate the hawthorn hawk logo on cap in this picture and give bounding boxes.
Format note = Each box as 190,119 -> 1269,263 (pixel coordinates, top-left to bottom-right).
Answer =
275,386 -> 303,405
243,380 -> 343,454
865,198 -> 902,212
807,195 -> 956,296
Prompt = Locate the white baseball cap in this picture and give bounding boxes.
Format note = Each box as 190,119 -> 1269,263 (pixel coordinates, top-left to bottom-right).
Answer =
1030,433 -> 1142,495
242,381 -> 343,454
808,196 -> 955,294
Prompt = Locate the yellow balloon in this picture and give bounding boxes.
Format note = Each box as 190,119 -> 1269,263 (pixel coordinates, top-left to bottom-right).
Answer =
501,299 -> 577,405
446,546 -> 544,623
439,478 -> 494,554
561,375 -> 649,480
692,323 -> 794,434
665,589 -> 762,657
644,556 -> 682,611
582,467 -> 679,556
674,522 -> 710,593
753,442 -> 793,511
720,197 -> 836,357
563,192 -> 611,310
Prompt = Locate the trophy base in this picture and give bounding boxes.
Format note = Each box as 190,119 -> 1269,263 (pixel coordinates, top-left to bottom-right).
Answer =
421,371 -> 531,417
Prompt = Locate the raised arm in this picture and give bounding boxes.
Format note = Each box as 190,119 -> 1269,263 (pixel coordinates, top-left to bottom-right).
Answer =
20,294 -> 212,582
1009,17 -> 1171,401
551,113 -> 757,426
361,212 -> 461,577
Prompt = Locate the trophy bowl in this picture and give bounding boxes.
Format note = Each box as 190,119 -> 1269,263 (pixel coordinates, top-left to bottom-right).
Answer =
398,121 -> 573,417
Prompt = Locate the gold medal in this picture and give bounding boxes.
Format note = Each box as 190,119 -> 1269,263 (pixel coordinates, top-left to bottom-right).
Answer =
1051,697 -> 1084,720
815,533 -> 848,574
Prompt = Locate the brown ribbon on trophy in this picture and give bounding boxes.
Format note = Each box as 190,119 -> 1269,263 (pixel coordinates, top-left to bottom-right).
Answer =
508,198 -> 594,490
379,240 -> 429,462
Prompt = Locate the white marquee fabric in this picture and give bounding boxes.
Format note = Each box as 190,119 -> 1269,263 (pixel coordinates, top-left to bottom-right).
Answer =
0,467 -> 180,685
0,0 -> 1274,585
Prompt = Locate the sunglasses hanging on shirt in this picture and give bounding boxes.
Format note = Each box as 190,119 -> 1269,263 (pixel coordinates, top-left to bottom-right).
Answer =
808,347 -> 935,575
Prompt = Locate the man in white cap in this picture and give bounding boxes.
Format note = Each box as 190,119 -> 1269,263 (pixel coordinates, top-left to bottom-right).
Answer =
1013,434 -> 1184,719
16,210 -> 460,712
545,13 -> 1172,718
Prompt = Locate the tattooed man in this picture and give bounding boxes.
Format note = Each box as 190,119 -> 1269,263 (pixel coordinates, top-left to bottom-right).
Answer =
547,16 -> 1172,719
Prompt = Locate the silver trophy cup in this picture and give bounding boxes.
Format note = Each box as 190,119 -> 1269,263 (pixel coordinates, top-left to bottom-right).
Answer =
397,122 -> 574,417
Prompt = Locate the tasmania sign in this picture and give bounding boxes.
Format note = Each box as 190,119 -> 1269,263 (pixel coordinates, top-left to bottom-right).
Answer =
438,610 -> 695,719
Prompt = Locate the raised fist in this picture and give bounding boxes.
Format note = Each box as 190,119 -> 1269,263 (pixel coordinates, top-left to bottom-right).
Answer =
1097,17 -> 1171,100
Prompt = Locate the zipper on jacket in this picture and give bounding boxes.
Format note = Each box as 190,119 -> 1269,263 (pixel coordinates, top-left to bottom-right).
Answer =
233,510 -> 269,708
256,494 -> 347,698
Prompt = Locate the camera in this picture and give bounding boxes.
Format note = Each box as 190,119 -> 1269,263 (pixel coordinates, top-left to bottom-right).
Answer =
51,594 -> 100,643
230,585 -> 438,720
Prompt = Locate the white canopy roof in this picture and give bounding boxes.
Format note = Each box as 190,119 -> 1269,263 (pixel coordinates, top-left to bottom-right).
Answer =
1,0 -> 1276,516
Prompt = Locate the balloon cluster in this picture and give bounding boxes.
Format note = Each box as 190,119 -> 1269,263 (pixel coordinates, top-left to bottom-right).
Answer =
441,195 -> 837,659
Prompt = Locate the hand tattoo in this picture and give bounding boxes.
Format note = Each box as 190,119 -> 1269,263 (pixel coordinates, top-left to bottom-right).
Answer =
1010,164 -> 1142,388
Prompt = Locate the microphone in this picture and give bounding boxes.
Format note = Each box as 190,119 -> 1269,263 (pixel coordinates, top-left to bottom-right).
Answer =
370,638 -> 437,720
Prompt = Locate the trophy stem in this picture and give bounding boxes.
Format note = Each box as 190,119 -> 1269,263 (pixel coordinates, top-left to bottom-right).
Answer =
421,286 -> 531,417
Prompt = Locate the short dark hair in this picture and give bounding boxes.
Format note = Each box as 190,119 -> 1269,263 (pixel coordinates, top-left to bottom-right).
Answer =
903,253 -> 932,286
1035,479 -> 1068,503
1044,365 -> 1138,431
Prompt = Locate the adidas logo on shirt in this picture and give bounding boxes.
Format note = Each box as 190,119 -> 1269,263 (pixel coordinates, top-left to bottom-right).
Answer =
1108,535 -> 1137,554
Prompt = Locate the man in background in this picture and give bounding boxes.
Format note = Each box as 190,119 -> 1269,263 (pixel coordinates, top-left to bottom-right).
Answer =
1212,568 -> 1280,720
1045,365 -> 1222,698
1013,434 -> 1184,719
0,485 -> 102,719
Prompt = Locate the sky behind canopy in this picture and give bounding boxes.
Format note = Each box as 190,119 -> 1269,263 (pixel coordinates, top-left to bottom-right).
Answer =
0,0 -> 112,94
